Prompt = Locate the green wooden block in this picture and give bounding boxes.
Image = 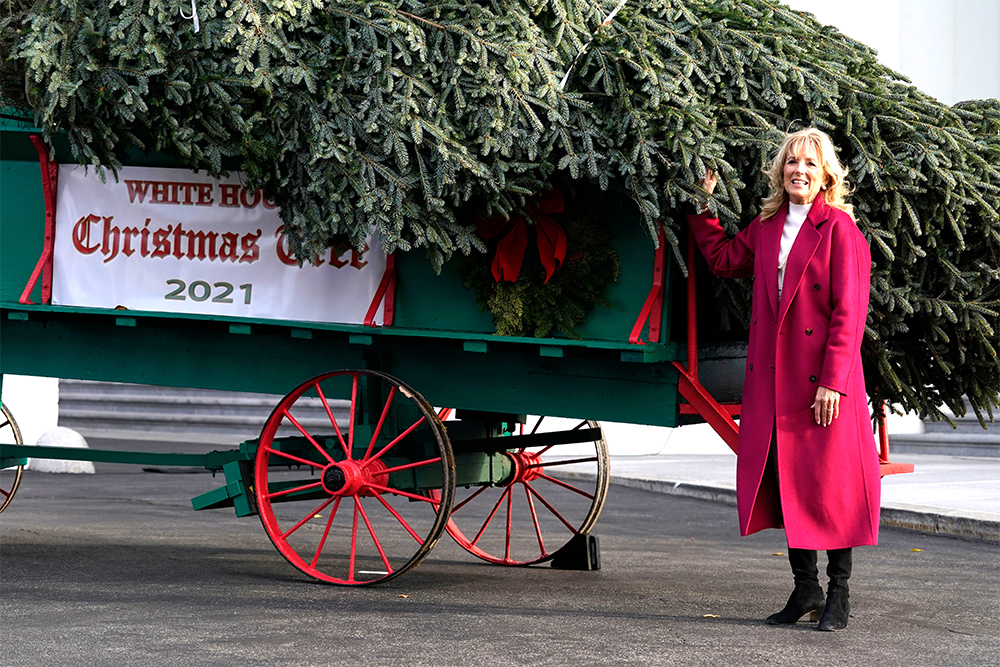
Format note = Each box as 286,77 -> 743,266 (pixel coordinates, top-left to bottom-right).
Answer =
540,346 -> 564,358
115,317 -> 137,327
463,340 -> 489,353
349,334 -> 374,346
290,329 -> 313,340
229,324 -> 252,335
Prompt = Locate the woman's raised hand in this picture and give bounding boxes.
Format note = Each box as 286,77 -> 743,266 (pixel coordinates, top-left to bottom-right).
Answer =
702,169 -> 718,196
698,169 -> 718,214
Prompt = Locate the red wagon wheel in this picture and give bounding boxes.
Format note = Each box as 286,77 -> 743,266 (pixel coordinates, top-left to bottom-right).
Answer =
438,416 -> 610,566
255,370 -> 455,585
1,404 -> 25,514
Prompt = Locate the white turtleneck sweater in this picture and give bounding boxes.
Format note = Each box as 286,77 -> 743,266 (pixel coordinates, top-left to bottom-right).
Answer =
777,202 -> 812,301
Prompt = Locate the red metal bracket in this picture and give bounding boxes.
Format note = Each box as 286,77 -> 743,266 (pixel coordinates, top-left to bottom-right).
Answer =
680,403 -> 741,417
20,135 -> 58,305
876,402 -> 914,477
364,253 -> 396,327
674,361 -> 740,454
629,230 -> 666,344
672,230 -> 740,453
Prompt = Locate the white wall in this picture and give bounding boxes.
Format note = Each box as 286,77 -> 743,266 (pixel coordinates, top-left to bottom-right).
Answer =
784,0 -> 901,70
1,375 -> 59,447
787,0 -> 1000,105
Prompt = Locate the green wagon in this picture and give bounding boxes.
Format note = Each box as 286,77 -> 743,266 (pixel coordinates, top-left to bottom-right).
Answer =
2,114 -> 903,585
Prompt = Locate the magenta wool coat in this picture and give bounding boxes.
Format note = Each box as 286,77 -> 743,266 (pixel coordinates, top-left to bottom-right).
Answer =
688,196 -> 881,550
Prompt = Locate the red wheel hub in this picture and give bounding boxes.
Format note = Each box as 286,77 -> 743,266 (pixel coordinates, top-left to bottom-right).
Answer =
320,459 -> 388,497
503,450 -> 543,485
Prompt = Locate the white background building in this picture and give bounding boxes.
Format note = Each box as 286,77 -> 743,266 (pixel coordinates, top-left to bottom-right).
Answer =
787,0 -> 1000,104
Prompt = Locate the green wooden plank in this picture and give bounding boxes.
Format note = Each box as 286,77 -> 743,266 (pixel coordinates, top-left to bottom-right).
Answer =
0,444 -> 242,469
0,308 -> 681,425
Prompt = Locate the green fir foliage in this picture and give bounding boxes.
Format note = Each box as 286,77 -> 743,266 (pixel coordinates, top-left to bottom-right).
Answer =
2,0 -> 998,423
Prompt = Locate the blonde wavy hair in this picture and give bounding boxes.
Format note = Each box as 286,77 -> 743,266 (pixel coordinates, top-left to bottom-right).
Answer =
760,128 -> 854,221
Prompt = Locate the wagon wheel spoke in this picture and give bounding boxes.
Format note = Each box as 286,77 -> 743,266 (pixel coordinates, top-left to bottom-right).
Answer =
356,496 -> 394,575
310,497 -> 343,568
364,385 -> 397,460
313,383 -> 349,460
504,486 -> 514,562
524,481 -> 577,533
255,370 -> 454,586
380,456 -> 442,476
282,496 -> 338,540
451,485 -> 489,514
373,492 -> 425,544
524,456 -> 599,469
348,498 -> 361,583
443,417 -> 609,566
266,481 -> 324,501
525,484 -> 547,557
366,482 -> 440,505
535,473 -> 597,500
361,415 -> 428,470
348,374 -> 359,453
471,486 -> 512,548
280,409 -> 336,466
264,447 -> 325,469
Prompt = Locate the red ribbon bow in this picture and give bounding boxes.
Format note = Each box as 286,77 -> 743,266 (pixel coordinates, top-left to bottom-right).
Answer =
475,188 -> 568,283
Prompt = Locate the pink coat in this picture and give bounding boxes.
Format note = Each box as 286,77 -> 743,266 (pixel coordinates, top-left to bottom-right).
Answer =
689,196 -> 881,550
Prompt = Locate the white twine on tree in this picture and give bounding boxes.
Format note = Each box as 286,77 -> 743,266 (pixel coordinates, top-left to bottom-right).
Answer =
558,0 -> 630,90
180,0 -> 201,33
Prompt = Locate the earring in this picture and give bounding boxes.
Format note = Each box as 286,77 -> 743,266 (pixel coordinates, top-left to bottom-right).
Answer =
822,184 -> 828,191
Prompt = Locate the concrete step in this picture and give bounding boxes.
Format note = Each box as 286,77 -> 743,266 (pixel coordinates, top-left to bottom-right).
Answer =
890,398 -> 1000,456
922,400 -> 999,435
889,433 -> 1000,458
59,379 -> 349,443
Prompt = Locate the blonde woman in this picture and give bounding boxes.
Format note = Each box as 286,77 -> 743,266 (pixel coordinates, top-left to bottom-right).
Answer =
688,128 -> 881,631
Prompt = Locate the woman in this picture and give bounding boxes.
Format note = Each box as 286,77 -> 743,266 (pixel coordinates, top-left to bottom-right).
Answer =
688,128 -> 881,631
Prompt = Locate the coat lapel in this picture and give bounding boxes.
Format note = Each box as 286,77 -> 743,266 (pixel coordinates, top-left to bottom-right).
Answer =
777,197 -> 830,326
761,205 -> 785,319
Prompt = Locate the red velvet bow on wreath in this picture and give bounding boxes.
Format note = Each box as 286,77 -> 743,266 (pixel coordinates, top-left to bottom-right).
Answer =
475,188 -> 568,283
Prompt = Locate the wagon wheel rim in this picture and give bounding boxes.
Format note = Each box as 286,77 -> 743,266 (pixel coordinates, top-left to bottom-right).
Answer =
438,417 -> 610,566
1,404 -> 25,514
255,370 -> 455,585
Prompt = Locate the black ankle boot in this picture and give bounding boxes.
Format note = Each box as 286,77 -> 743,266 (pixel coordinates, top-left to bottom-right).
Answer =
818,548 -> 852,631
766,548 -> 825,624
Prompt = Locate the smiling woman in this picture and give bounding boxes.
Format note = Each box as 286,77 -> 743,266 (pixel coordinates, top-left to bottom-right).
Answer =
783,148 -> 824,205
689,128 -> 879,632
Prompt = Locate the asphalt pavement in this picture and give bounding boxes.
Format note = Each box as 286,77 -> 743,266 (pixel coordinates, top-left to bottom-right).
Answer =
597,452 -> 1000,543
1,462 -> 998,667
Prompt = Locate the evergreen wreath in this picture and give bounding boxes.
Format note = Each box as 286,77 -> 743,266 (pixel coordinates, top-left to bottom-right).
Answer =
458,185 -> 621,339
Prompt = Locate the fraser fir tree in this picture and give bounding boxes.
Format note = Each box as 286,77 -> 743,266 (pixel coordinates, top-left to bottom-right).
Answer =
2,0 -> 998,424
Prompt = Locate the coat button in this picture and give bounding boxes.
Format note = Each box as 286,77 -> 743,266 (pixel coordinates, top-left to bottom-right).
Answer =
806,328 -> 813,335
809,375 -> 817,383
813,283 -> 821,291
749,364 -> 753,371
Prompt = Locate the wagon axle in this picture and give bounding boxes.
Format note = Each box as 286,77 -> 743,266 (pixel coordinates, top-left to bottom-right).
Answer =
320,459 -> 388,497
501,450 -> 544,485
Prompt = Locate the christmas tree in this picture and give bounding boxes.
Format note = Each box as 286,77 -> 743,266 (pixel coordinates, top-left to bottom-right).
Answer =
2,0 -> 998,424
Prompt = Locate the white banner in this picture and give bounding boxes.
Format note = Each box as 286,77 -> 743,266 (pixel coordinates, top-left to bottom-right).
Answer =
52,165 -> 387,325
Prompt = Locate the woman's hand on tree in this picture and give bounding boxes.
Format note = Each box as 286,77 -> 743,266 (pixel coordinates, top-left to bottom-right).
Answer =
698,169 -> 718,213
811,386 -> 841,427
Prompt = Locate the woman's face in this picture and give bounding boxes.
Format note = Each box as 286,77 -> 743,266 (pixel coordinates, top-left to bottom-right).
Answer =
783,144 -> 827,205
